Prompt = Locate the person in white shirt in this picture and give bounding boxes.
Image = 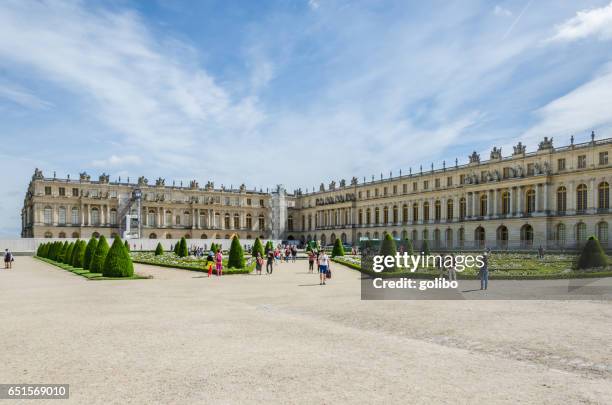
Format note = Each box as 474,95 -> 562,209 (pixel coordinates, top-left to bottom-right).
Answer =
318,251 -> 330,285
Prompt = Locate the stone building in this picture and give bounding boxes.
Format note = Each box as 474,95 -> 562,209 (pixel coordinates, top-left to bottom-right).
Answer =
21,134 -> 612,250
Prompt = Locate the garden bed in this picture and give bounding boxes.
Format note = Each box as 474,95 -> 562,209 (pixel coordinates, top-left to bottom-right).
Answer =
130,252 -> 255,274
35,256 -> 150,280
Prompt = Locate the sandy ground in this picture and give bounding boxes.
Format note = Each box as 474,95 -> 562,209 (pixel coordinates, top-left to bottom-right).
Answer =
0,257 -> 611,404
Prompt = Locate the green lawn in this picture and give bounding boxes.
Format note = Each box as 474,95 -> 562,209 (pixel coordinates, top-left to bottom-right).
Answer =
34,256 -> 150,280
130,252 -> 255,274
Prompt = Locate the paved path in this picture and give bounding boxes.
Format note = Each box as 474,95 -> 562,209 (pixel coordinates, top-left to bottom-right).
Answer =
1,257 -> 611,404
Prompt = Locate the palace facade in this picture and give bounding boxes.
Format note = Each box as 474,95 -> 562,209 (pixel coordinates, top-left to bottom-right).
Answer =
22,134 -> 612,250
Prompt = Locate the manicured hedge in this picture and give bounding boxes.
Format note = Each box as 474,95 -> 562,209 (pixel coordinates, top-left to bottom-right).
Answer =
103,236 -> 134,277
89,235 -> 109,273
577,236 -> 609,269
332,238 -> 345,257
155,242 -> 164,256
83,237 -> 98,270
228,235 -> 245,269
252,237 -> 265,258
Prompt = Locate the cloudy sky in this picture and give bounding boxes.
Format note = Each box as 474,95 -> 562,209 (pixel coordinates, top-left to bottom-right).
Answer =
1,0 -> 612,236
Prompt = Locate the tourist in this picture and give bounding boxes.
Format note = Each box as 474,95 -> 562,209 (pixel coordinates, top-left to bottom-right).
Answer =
4,248 -> 13,269
291,246 -> 297,262
266,249 -> 274,274
538,245 -> 544,259
274,247 -> 280,265
318,250 -> 330,285
308,250 -> 315,273
285,247 -> 290,262
479,251 -> 489,290
215,249 -> 223,276
255,252 -> 263,275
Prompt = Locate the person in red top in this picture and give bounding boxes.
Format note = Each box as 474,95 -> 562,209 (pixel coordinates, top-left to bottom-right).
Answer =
215,249 -> 223,276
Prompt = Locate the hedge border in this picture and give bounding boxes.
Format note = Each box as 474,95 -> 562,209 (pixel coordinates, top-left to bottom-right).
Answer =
331,258 -> 612,280
131,258 -> 253,275
35,256 -> 149,280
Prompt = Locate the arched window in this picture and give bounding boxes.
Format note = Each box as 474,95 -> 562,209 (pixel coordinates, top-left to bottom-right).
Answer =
166,211 -> 172,225
402,204 -> 408,224
383,206 -> 389,224
258,214 -> 265,230
434,200 -> 441,221
497,225 -> 508,249
58,231 -> 66,238
224,213 -> 231,229
474,226 -> 485,248
366,208 -> 371,224
446,199 -> 453,220
459,198 -> 466,220
58,207 -> 66,225
71,207 -> 79,225
598,182 -> 609,209
480,194 -> 487,217
576,222 -> 587,241
234,213 -> 240,229
44,231 -> 53,238
176,215 -> 181,226
412,203 -> 419,222
92,232 -> 100,238
393,205 -> 398,224
110,209 -> 117,225
445,228 -> 453,248
184,211 -> 191,227
308,214 -> 313,229
597,221 -> 608,242
358,210 -> 363,225
148,210 -> 156,227
402,230 -> 408,239
576,184 -> 588,212
71,232 -> 79,238
44,206 -> 52,225
91,208 -> 100,225
373,232 -> 379,240
422,229 -> 428,241
458,228 -> 465,248
201,234 -> 208,239
556,223 -> 566,245
411,229 -> 418,241
246,214 -> 252,230
375,207 -> 380,224
521,224 -> 533,248
149,233 -> 157,239
433,229 -> 440,247
185,234 -> 191,239
341,233 -> 347,243
166,234 -> 172,239
501,191 -> 510,215
557,186 -> 567,213
423,202 -> 430,221
526,189 -> 536,214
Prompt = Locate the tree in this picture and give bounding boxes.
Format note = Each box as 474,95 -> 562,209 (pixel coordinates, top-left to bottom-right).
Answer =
124,240 -> 130,252
72,240 -> 87,268
378,233 -> 397,271
228,235 -> 245,269
89,235 -> 109,273
174,241 -> 180,255
56,241 -> 69,263
64,242 -> 75,264
83,237 -> 98,270
422,239 -> 431,256
103,236 -> 134,277
155,242 -> 164,256
210,243 -> 217,254
404,239 -> 414,256
577,236 -> 609,269
332,238 -> 345,257
178,237 -> 188,257
252,238 -> 264,258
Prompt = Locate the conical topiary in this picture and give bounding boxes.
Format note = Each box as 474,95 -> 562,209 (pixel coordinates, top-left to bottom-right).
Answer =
178,237 -> 188,257
332,238 -> 345,257
155,242 -> 164,256
89,235 -> 109,273
174,241 -> 180,255
404,239 -> 414,256
124,240 -> 130,252
577,236 -> 609,270
252,237 -> 264,258
378,233 -> 397,271
64,242 -> 75,264
422,239 -> 431,256
83,237 -> 98,270
228,235 -> 245,269
56,241 -> 69,263
71,240 -> 86,268
103,236 -> 134,277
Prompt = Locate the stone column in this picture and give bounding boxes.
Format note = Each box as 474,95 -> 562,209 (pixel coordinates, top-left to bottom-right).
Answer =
517,187 -> 523,217
441,197 -> 447,221
509,188 -> 514,216
590,178 -> 596,212
535,184 -> 540,213
493,189 -> 498,217
87,205 -> 91,225
568,182 -> 575,214
543,183 -> 548,213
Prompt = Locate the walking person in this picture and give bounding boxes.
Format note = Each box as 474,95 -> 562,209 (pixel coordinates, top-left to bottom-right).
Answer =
318,250 -> 330,285
291,246 -> 297,263
479,251 -> 489,290
255,252 -> 263,275
215,249 -> 223,277
4,249 -> 13,269
266,249 -> 274,274
308,250 -> 315,273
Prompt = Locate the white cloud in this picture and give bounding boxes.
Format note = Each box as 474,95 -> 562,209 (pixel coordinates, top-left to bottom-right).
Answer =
308,0 -> 320,10
0,82 -> 52,110
92,154 -> 142,168
494,5 -> 512,17
548,1 -> 612,42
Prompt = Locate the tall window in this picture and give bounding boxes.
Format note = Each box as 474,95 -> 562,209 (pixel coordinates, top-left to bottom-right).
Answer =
402,205 -> 408,224
599,151 -> 608,165
526,189 -> 536,214
577,155 -> 586,169
366,208 -> 371,224
375,207 -> 380,224
557,186 -> 567,213
71,207 -> 79,225
246,214 -> 252,229
91,208 -> 100,225
434,200 -> 441,221
459,198 -> 466,220
501,191 -> 510,215
480,194 -> 488,216
148,211 -> 156,227
58,207 -> 66,225
412,203 -> 418,222
258,214 -> 265,230
383,206 -> 389,224
393,206 -> 398,223
556,223 -> 566,245
165,211 -> 172,225
598,182 -> 609,209
224,213 -> 231,229
423,202 -> 430,221
44,206 -> 52,224
576,222 -> 587,241
447,199 -> 453,220
110,209 -> 117,225
576,184 -> 588,212
598,222 -> 608,242
234,214 -> 240,229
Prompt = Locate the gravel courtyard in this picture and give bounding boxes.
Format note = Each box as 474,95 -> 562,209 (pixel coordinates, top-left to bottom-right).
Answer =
1,257 -> 611,404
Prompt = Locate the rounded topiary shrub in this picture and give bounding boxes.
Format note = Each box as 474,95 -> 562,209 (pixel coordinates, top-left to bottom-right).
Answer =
155,242 -> 164,256
378,233 -> 397,271
227,235 -> 245,269
252,238 -> 264,258
83,237 -> 98,270
71,240 -> 86,268
89,235 -> 109,273
102,236 -> 134,277
332,238 -> 345,257
577,236 -> 609,270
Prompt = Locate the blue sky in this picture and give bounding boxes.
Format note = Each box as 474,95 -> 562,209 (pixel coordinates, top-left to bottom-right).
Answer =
1,0 -> 612,236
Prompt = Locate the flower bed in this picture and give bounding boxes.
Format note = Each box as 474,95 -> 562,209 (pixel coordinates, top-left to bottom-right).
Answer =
131,252 -> 254,274
35,256 -> 149,280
